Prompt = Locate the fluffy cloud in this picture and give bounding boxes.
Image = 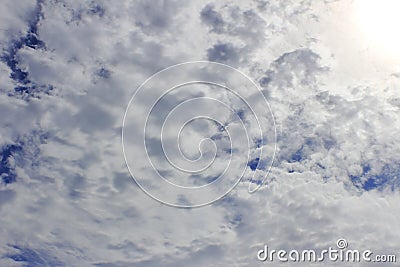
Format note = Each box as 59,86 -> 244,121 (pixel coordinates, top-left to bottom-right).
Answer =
0,0 -> 399,266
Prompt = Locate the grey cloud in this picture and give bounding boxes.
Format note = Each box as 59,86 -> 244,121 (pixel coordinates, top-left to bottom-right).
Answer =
1,0 -> 400,266
63,173 -> 86,199
200,4 -> 225,33
261,48 -> 328,89
0,189 -> 16,208
131,0 -> 184,34
207,43 -> 239,64
74,101 -> 115,133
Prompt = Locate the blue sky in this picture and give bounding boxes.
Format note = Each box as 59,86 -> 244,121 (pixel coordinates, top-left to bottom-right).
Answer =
1,0 -> 400,266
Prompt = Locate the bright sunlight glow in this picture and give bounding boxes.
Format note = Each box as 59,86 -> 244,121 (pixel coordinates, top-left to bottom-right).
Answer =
356,0 -> 400,59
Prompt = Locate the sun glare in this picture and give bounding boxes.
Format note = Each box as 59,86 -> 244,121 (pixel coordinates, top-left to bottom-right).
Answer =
356,0 -> 400,59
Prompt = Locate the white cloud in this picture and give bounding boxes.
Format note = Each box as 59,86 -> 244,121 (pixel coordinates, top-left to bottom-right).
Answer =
1,0 -> 400,266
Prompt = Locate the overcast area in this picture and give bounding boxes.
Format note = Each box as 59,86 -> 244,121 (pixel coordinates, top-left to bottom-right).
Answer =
1,0 -> 400,266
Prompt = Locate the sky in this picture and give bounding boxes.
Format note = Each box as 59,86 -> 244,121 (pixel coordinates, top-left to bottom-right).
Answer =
0,0 -> 400,266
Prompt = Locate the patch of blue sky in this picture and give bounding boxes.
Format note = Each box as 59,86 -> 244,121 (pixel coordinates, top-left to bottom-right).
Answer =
7,245 -> 63,267
0,144 -> 22,184
350,164 -> 400,191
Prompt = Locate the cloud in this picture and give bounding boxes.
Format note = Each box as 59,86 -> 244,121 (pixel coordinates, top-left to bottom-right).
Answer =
207,43 -> 240,63
1,0 -> 400,266
200,4 -> 225,33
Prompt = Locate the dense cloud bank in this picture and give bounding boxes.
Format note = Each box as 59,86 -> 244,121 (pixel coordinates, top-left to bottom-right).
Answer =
0,0 -> 399,266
